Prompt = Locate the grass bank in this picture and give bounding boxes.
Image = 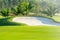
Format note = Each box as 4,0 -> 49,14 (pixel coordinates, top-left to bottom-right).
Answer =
52,16 -> 60,22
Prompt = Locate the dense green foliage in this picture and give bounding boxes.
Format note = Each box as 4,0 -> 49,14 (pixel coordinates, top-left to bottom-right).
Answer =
0,8 -> 10,17
0,0 -> 59,17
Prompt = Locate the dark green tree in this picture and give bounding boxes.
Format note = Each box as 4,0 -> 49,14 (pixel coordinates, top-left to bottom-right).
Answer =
0,8 -> 10,17
15,1 -> 33,16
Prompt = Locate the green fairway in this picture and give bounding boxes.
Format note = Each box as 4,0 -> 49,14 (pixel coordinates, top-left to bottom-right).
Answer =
0,26 -> 60,40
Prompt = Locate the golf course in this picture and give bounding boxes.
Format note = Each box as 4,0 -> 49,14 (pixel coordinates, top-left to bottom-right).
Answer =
0,0 -> 60,40
0,16 -> 60,40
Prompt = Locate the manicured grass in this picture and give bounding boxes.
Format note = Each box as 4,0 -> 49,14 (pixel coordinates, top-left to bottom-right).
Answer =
0,16 -> 60,40
52,16 -> 60,22
0,26 -> 60,40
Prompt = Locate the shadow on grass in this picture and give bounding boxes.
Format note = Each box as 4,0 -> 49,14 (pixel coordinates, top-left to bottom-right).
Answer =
0,17 -> 25,26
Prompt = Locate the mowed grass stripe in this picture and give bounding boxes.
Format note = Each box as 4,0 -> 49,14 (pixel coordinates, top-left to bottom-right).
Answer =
0,26 -> 60,40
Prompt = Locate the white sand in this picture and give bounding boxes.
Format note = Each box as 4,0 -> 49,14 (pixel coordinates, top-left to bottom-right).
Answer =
13,17 -> 60,26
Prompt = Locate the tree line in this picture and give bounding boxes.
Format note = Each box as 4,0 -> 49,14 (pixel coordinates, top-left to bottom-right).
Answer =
0,0 -> 59,17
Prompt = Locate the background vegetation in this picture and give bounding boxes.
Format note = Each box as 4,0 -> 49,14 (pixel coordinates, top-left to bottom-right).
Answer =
0,0 -> 60,17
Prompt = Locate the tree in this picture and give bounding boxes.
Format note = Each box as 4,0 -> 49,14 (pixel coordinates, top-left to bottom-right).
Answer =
0,8 -> 10,17
25,1 -> 33,15
16,2 -> 27,15
47,4 -> 57,17
15,1 -> 33,16
41,3 -> 57,17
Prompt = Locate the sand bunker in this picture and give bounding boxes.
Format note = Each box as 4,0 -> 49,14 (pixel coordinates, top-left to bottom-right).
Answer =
13,17 -> 60,26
